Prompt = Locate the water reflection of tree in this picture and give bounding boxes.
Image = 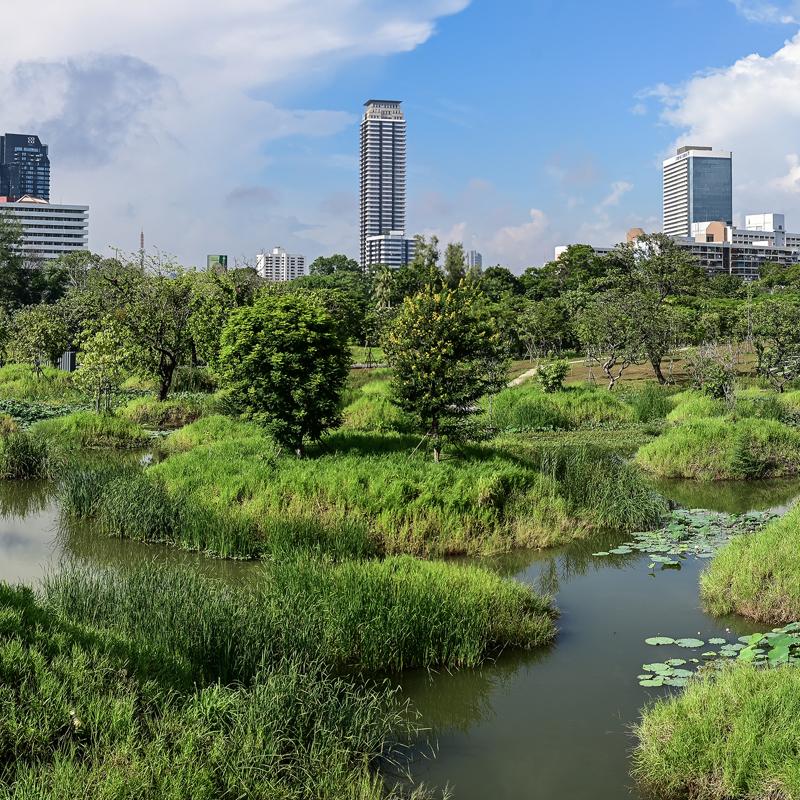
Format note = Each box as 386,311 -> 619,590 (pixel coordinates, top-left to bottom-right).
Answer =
0,480 -> 55,517
654,477 -> 800,515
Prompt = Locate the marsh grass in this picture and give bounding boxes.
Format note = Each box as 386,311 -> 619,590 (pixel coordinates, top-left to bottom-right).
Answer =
121,393 -> 214,429
0,582 -> 424,800
0,431 -> 54,480
634,665 -> 800,800
31,411 -> 152,450
489,384 -> 634,432
636,417 -> 800,480
0,363 -> 82,403
42,559 -> 555,678
701,504 -> 800,623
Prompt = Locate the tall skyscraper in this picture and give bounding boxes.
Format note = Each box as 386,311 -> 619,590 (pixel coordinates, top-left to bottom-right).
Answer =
0,133 -> 50,202
662,146 -> 732,237
465,250 -> 483,270
360,100 -> 411,269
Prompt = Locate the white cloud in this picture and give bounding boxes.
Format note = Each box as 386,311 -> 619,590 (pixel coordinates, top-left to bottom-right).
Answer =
0,1 -> 469,263
729,0 -> 799,23
650,31 -> 800,227
596,180 -> 633,210
489,209 -> 549,265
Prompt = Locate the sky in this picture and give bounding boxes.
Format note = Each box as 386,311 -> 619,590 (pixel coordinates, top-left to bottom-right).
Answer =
3,0 -> 800,271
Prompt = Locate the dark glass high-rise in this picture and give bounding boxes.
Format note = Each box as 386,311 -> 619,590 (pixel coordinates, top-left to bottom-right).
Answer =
0,133 -> 50,201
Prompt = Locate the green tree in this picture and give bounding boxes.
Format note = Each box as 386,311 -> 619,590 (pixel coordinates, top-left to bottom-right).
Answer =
749,299 -> 800,392
520,245 -> 609,300
442,242 -> 466,289
576,289 -> 645,390
90,260 -> 194,400
478,266 -> 523,303
309,253 -> 361,275
8,304 -> 70,375
188,270 -> 239,368
515,298 -> 570,361
218,290 -> 350,455
73,323 -> 129,412
384,284 -> 508,462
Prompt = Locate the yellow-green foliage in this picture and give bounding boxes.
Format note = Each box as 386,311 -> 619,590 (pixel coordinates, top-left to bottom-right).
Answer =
122,394 -> 211,429
340,375 -> 413,433
152,424 -> 577,556
666,391 -> 725,422
0,364 -> 81,403
634,665 -> 800,800
490,385 -> 634,431
31,412 -> 151,450
701,504 -> 800,622
159,414 -> 268,454
636,417 -> 800,480
0,414 -> 18,436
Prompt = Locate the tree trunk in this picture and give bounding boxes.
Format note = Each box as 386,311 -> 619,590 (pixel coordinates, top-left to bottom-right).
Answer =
432,417 -> 441,463
651,357 -> 666,385
158,357 -> 176,401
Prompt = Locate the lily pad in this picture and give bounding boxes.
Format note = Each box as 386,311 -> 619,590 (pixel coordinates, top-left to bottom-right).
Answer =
645,637 -> 675,646
639,678 -> 665,687
708,638 -> 727,645
665,658 -> 686,666
675,638 -> 705,648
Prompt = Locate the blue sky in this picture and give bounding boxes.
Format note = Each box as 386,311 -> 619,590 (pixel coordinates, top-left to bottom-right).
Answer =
3,0 -> 800,269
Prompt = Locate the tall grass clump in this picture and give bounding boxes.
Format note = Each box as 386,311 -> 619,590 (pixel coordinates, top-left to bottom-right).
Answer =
42,559 -> 555,677
159,413 -> 267,453
121,393 -> 213,429
499,440 -> 666,531
666,390 -> 726,422
30,411 -> 151,450
490,384 -> 634,432
636,417 -> 800,480
0,363 -> 82,403
0,430 -> 53,480
701,504 -> 800,622
0,582 -> 422,800
624,383 -> 674,423
634,665 -> 800,800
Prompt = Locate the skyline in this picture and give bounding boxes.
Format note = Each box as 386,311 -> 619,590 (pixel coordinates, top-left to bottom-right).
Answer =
3,1 -> 800,270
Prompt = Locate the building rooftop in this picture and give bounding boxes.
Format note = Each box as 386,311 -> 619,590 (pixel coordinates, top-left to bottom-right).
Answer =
364,99 -> 402,106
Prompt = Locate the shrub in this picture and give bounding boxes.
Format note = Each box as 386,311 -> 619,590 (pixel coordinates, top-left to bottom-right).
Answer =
636,417 -> 800,480
30,412 -> 151,450
536,360 -> 570,393
701,504 -> 800,622
634,665 -> 800,800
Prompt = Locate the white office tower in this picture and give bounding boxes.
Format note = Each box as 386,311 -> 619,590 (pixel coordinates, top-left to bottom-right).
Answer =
360,100 -> 412,269
0,195 -> 88,260
364,230 -> 416,268
256,247 -> 305,282
662,146 -> 733,237
465,250 -> 483,270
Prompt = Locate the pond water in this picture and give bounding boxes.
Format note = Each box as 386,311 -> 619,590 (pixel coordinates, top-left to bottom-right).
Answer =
0,477 -> 797,799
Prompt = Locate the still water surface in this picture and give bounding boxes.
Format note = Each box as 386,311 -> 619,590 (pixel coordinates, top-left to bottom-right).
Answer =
1,478 -> 797,800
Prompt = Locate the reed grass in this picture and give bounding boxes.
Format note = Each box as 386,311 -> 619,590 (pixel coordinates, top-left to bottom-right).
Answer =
701,504 -> 800,622
636,417 -> 800,480
121,393 -> 213,429
633,665 -> 800,800
0,363 -> 82,403
489,384 -> 634,432
0,582 -> 423,800
0,430 -> 53,480
41,558 -> 555,679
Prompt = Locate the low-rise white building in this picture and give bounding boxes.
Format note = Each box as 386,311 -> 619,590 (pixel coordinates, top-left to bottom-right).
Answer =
364,230 -> 415,268
0,195 -> 88,260
256,246 -> 305,282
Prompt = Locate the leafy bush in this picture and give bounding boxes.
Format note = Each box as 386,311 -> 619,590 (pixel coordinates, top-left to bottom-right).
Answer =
537,360 -> 570,393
